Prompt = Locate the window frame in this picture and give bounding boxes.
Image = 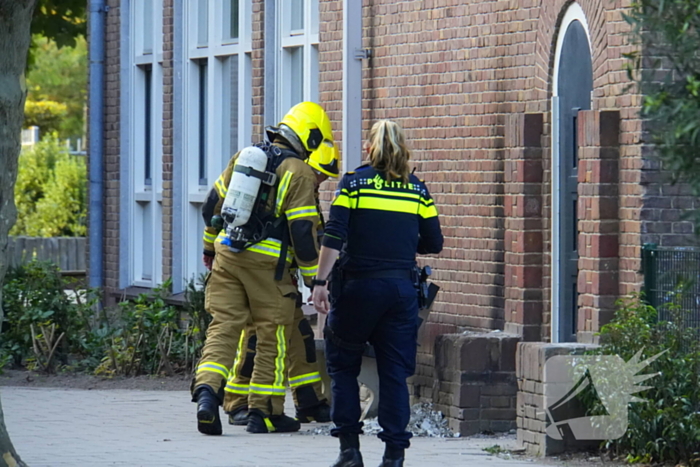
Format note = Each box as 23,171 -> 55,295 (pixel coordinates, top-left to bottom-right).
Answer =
179,0 -> 253,287
122,0 -> 164,288
276,0 -> 319,121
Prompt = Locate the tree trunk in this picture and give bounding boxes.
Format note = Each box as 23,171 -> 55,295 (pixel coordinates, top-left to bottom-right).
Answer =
0,1 -> 38,466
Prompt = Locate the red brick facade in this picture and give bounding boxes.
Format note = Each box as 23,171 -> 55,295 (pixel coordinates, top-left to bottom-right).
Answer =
103,0 -> 121,296
97,0 -> 693,356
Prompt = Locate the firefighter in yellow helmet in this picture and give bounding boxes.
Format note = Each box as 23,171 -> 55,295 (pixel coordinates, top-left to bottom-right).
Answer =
193,102 -> 339,435
223,196 -> 332,426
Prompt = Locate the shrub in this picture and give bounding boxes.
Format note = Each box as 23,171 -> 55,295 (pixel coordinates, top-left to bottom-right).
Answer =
26,34 -> 87,140
182,273 -> 211,371
11,135 -> 62,236
32,153 -> 87,236
590,294 -> 700,465
95,277 -> 210,377
11,134 -> 87,237
1,260 -> 103,372
23,100 -> 68,136
1,263 -> 209,377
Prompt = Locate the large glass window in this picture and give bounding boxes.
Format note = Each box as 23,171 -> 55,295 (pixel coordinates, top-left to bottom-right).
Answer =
143,65 -> 153,185
224,0 -> 240,41
126,0 -> 163,287
197,0 -> 208,46
181,0 -> 253,285
222,54 -> 240,168
277,0 -> 319,119
198,59 -> 208,185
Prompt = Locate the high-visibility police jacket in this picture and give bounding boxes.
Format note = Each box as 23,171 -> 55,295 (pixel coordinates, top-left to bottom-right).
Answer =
201,144 -> 320,285
322,165 -> 443,272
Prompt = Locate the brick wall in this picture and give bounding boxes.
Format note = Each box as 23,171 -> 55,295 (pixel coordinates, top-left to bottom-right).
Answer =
162,0 -> 174,281
639,126 -> 698,247
103,0 -> 121,300
314,0 -> 642,339
504,113 -> 545,342
577,110 -> 621,343
311,1 -> 638,392
97,0 -> 698,338
251,0 -> 266,141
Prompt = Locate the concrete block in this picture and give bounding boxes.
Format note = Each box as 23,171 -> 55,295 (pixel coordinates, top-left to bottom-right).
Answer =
522,392 -> 544,408
455,383 -> 481,408
459,336 -> 492,372
453,408 -> 480,421
450,419 -> 481,436
489,371 -> 517,385
525,418 -> 546,433
524,406 -> 537,419
523,379 -> 536,393
486,420 -> 516,433
520,429 -> 535,444
500,336 -> 520,371
489,396 -> 513,408
481,408 -> 516,421
534,381 -> 544,395
481,384 -> 518,397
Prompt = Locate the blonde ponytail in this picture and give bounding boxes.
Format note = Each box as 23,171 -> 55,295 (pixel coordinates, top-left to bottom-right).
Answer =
367,120 -> 411,184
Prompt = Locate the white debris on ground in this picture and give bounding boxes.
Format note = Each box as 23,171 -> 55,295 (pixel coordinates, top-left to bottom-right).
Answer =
301,403 -> 455,438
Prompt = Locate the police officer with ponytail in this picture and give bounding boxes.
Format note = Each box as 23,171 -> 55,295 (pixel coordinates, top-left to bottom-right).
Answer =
312,120 -> 443,467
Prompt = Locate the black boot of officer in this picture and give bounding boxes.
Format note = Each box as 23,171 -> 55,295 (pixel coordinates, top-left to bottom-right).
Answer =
378,446 -> 404,467
331,433 -> 364,467
194,385 -> 222,435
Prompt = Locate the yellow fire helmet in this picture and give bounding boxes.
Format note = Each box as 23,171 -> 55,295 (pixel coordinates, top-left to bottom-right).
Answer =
279,102 -> 339,178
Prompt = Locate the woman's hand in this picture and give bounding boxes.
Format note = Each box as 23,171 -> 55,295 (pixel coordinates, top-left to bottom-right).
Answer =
312,284 -> 330,315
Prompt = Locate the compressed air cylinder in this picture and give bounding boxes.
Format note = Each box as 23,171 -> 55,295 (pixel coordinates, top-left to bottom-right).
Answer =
220,146 -> 268,228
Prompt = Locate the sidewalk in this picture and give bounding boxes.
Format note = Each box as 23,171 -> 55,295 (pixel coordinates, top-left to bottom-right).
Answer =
2,387 -> 553,467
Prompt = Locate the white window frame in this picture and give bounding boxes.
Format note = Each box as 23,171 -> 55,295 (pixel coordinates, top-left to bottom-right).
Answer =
276,0 -> 319,121
180,0 -> 253,287
125,0 -> 164,288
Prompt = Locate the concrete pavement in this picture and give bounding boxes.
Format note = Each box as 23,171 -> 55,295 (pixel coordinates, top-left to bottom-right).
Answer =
2,387 -> 553,467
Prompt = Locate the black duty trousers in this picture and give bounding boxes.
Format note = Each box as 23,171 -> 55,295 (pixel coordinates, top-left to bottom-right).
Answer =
325,277 -> 419,450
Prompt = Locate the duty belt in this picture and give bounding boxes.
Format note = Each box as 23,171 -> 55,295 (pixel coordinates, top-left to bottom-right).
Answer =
342,269 -> 413,281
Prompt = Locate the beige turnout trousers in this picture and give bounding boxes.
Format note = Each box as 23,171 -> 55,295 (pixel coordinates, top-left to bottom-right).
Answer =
194,253 -> 297,416
223,306 -> 325,413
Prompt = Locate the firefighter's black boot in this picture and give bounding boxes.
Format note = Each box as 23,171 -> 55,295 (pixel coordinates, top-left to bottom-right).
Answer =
297,401 -> 331,423
378,446 -> 404,467
195,386 -> 222,436
227,405 -> 249,426
330,434 -> 364,467
246,408 -> 301,433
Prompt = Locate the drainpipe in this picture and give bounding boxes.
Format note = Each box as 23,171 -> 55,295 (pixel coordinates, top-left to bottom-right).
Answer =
342,0 -> 366,172
88,0 -> 106,290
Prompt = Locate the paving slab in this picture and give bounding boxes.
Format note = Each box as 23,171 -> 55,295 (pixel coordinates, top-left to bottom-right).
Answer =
1,387 -> 554,467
